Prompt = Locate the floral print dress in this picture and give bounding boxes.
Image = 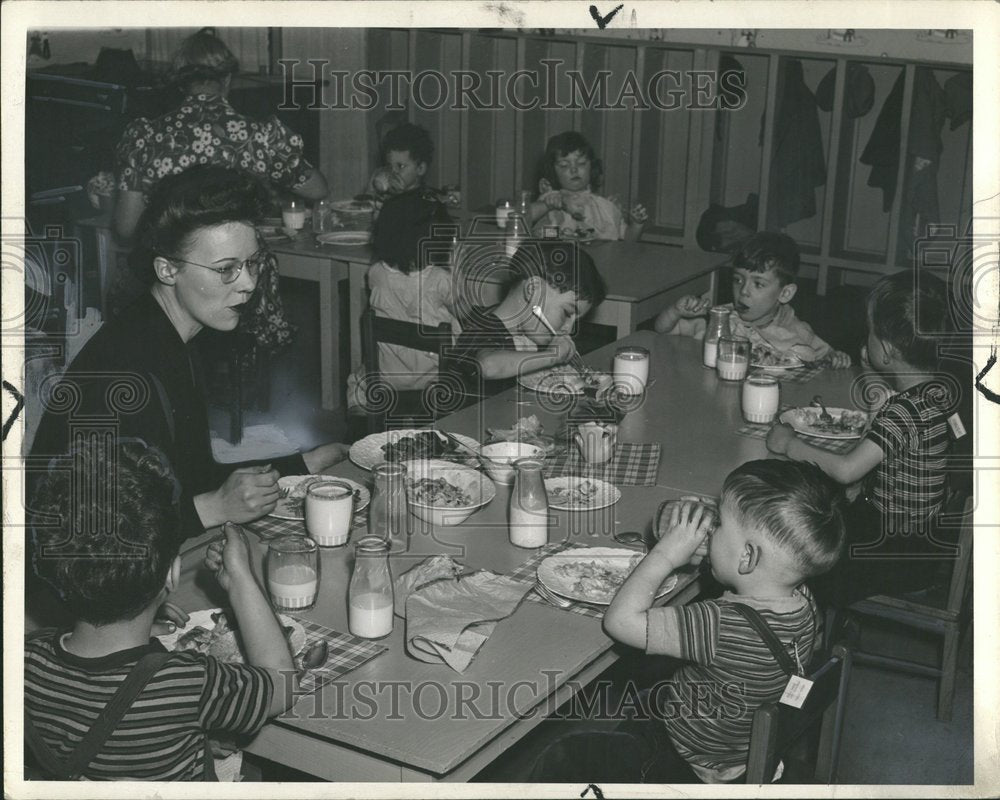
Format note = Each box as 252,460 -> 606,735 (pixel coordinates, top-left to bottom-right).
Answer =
115,94 -> 311,351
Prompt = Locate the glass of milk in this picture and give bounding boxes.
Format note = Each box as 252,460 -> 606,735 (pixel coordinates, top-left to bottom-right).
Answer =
282,199 -> 307,232
742,374 -> 781,423
716,336 -> 750,381
348,536 -> 394,639
613,346 -> 650,395
267,536 -> 320,611
305,480 -> 356,547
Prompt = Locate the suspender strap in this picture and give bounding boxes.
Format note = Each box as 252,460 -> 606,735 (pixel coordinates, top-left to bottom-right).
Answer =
729,602 -> 799,677
25,650 -> 173,780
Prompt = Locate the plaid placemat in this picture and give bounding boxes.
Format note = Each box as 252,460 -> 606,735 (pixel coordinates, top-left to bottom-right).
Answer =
735,406 -> 859,454
293,617 -> 388,694
507,542 -> 605,619
247,511 -> 367,541
757,361 -> 826,384
543,443 -> 660,486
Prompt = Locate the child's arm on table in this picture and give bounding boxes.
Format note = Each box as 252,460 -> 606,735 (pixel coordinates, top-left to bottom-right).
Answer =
654,294 -> 712,335
205,524 -> 299,715
623,202 -> 648,243
474,333 -> 578,379
766,424 -> 883,485
604,502 -> 712,656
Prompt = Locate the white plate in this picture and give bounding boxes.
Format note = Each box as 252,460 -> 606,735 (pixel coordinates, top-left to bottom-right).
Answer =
517,365 -> 611,396
331,199 -> 375,213
156,608 -> 307,660
779,407 -> 869,440
271,475 -> 370,520
316,231 -> 371,246
544,477 -> 621,511
349,428 -> 481,471
256,224 -> 288,242
537,547 -> 677,605
750,346 -> 804,371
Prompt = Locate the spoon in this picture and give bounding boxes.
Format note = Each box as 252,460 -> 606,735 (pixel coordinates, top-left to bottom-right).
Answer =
299,639 -> 329,671
613,530 -> 647,551
812,395 -> 834,424
433,429 -> 500,470
530,305 -> 591,376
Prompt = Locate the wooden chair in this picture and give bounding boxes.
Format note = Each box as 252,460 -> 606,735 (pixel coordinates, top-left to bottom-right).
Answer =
359,308 -> 455,434
841,493 -> 974,722
745,643 -> 853,784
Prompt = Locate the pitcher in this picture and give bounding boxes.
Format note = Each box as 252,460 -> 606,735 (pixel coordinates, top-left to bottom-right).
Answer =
509,457 -> 549,548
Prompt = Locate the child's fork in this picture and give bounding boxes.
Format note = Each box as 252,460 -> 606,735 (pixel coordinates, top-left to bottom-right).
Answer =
812,395 -> 834,425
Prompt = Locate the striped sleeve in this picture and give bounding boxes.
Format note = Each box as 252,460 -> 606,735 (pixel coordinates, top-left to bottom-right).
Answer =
196,656 -> 273,735
865,398 -> 917,457
646,601 -> 720,663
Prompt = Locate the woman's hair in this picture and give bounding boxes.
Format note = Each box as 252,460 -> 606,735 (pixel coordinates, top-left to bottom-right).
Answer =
29,440 -> 182,625
510,241 -> 607,307
867,270 -> 950,370
722,459 -> 846,579
130,165 -> 270,283
371,190 -> 453,274
538,131 -> 604,192
169,27 -> 239,93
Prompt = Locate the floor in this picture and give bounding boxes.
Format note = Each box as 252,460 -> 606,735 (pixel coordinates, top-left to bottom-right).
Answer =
208,281 -> 975,786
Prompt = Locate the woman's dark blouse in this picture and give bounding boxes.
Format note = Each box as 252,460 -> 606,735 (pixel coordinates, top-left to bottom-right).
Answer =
30,293 -> 306,539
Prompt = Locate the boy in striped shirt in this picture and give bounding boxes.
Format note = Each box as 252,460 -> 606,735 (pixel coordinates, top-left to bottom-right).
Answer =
767,270 -> 959,606
604,460 -> 846,783
25,440 -> 299,781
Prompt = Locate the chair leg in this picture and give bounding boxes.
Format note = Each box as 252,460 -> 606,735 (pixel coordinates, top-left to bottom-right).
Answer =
938,626 -> 959,722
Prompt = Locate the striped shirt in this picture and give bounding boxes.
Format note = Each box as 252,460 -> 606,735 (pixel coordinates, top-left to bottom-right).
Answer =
646,587 -> 818,783
25,632 -> 273,781
864,380 -> 954,532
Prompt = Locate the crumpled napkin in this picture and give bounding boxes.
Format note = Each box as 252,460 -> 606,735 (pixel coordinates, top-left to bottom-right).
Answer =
394,557 -> 532,673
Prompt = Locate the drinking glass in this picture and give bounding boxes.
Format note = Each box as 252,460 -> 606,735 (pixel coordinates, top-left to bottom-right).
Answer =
613,346 -> 650,395
267,535 -> 319,611
716,336 -> 750,381
742,375 -> 781,423
305,480 -> 356,547
282,200 -> 307,232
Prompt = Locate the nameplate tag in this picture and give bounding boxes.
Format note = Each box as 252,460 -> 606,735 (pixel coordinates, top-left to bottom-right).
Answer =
779,675 -> 814,708
947,413 -> 967,440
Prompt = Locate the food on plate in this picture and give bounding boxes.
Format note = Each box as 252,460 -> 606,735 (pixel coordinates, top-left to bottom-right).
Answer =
560,226 -> 597,241
334,198 -> 376,213
795,408 -> 868,435
488,415 -> 544,443
751,345 -> 803,368
553,555 -> 641,602
536,365 -> 606,392
381,431 -> 458,462
408,477 -> 473,507
279,476 -> 324,515
174,610 -> 303,663
548,479 -> 601,506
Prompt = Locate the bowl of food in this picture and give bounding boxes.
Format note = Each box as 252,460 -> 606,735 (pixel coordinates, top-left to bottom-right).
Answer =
401,459 -> 497,526
478,442 -> 546,484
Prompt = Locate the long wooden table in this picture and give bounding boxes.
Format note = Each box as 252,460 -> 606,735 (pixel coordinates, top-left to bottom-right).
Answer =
172,332 -> 862,781
269,226 -> 726,412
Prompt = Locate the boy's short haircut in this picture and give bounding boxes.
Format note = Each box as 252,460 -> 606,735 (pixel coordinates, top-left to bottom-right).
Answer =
722,459 -> 846,578
382,122 -> 434,167
510,241 -> 607,307
867,270 -> 949,371
30,440 -> 182,625
731,231 -> 801,286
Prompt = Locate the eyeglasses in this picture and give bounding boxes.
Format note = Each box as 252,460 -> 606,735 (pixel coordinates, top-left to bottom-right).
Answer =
161,247 -> 267,284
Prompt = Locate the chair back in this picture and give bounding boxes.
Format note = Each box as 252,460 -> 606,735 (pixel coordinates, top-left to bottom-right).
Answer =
940,494 -> 974,615
745,643 -> 853,784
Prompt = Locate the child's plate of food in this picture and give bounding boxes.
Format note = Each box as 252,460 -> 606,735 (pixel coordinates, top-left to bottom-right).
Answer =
750,345 -> 805,371
316,231 -> 371,246
537,547 -> 677,605
256,222 -> 289,242
544,477 -> 621,511
331,198 -> 376,214
401,459 -> 497,526
779,407 -> 870,440
271,475 -> 370,521
518,365 -> 612,396
349,428 -> 481,471
157,608 -> 308,665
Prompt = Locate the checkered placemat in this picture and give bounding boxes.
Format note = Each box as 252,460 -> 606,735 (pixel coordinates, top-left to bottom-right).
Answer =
735,406 -> 859,454
247,511 -> 367,542
753,362 -> 826,384
292,617 -> 388,694
543,443 -> 661,486
507,542 -> 605,619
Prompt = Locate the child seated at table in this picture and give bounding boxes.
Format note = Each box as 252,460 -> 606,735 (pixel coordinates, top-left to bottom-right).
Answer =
527,130 -> 648,242
766,270 -> 961,607
347,191 -> 457,414
24,440 -> 299,781
448,240 -> 606,399
654,231 -> 852,367
601,459 -> 846,783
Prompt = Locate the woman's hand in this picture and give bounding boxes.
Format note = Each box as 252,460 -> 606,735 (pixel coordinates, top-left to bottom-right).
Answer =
211,465 -> 280,523
151,601 -> 190,637
204,523 -> 257,595
302,442 -> 350,474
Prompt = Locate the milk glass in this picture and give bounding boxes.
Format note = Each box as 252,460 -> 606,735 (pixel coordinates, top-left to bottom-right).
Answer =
305,480 -> 356,547
282,200 -> 306,231
716,336 -> 750,381
348,536 -> 394,639
742,375 -> 781,423
267,536 -> 319,611
509,458 -> 548,548
613,346 -> 650,395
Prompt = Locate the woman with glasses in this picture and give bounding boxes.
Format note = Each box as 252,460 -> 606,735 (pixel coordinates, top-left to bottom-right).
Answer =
31,166 -> 349,543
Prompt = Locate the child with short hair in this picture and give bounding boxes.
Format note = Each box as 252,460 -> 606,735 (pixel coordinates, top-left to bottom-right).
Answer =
449,240 -> 607,398
603,459 -> 846,783
655,231 -> 852,367
529,130 -> 648,242
767,270 -> 960,606
347,191 -> 457,413
25,440 -> 298,781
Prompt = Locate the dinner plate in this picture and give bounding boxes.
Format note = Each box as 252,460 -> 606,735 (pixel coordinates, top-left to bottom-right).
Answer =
331,199 -> 375,214
349,428 -> 481,471
537,547 -> 677,605
256,224 -> 289,242
271,475 -> 370,521
750,346 -> 804,371
779,407 -> 869,440
517,365 -> 611,396
156,608 -> 307,660
544,477 -> 621,511
316,231 -> 371,246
